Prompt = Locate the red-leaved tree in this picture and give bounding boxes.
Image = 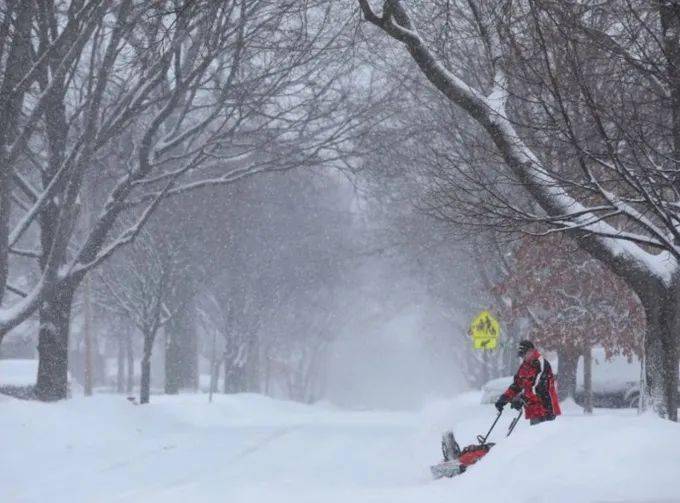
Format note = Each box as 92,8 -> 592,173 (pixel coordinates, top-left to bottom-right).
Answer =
494,235 -> 644,403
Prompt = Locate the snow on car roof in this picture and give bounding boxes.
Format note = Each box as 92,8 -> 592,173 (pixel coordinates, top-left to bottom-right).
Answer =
482,376 -> 513,390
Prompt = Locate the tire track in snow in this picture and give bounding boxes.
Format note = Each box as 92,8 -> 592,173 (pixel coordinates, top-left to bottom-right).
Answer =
222,424 -> 303,465
105,424 -> 305,502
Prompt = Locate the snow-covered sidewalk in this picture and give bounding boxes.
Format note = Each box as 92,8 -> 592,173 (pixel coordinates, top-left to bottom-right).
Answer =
2,392 -> 679,503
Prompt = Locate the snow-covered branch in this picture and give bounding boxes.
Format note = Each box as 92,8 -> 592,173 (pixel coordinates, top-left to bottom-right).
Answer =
360,0 -> 677,288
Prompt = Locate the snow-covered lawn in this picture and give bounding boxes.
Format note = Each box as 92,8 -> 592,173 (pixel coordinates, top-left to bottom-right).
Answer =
2,392 -> 679,503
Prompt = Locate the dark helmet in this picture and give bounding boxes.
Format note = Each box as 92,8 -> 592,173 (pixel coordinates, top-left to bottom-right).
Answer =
517,339 -> 534,358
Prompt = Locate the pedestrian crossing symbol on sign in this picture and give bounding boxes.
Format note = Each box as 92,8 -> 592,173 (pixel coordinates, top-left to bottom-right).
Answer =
470,310 -> 500,350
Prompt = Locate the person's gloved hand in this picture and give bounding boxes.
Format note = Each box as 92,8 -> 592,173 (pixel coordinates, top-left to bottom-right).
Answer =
495,396 -> 508,412
511,396 -> 525,410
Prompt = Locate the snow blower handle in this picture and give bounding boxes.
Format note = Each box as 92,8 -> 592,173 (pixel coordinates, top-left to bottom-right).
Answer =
477,409 -> 503,445
506,407 -> 523,437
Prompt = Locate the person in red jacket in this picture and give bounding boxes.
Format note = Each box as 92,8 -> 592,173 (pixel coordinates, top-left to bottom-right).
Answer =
495,340 -> 561,425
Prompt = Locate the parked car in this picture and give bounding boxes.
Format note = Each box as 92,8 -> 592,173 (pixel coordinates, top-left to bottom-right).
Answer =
573,350 -> 641,408
481,376 -> 514,404
480,349 -> 646,409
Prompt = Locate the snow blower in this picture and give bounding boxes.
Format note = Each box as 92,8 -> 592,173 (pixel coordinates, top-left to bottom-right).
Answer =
430,408 -> 522,479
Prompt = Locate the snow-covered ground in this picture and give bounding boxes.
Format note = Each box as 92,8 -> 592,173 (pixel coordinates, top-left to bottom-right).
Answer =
2,392 -> 679,503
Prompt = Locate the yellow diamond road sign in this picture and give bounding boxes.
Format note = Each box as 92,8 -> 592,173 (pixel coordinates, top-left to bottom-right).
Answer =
470,310 -> 500,350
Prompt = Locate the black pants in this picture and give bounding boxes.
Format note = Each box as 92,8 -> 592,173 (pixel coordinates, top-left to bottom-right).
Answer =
530,414 -> 556,426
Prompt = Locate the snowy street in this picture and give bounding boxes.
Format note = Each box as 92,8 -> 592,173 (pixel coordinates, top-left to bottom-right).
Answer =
4,3 -> 680,502
3,392 -> 679,503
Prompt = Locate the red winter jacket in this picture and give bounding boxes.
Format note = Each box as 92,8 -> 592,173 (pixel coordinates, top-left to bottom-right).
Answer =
501,348 -> 561,421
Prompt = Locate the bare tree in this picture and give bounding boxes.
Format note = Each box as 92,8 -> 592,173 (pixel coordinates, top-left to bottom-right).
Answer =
98,230 -> 183,404
0,1 -> 369,400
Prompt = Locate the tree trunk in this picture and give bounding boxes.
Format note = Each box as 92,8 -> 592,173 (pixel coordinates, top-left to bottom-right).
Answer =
263,354 -> 271,396
35,285 -> 75,401
662,335 -> 679,422
209,329 -> 219,402
116,336 -> 125,393
557,348 -> 579,401
214,359 -> 223,392
126,332 -> 134,394
83,275 -> 93,396
223,355 -> 246,394
209,362 -> 217,403
0,169 -> 10,305
0,2 -> 33,306
140,357 -> 151,404
140,332 -> 154,405
653,0 -> 680,417
583,346 -> 593,415
165,328 -> 181,395
246,334 -> 260,393
224,357 -> 233,393
644,318 -> 666,414
185,318 -> 198,391
643,295 -> 680,421
164,293 -> 197,394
